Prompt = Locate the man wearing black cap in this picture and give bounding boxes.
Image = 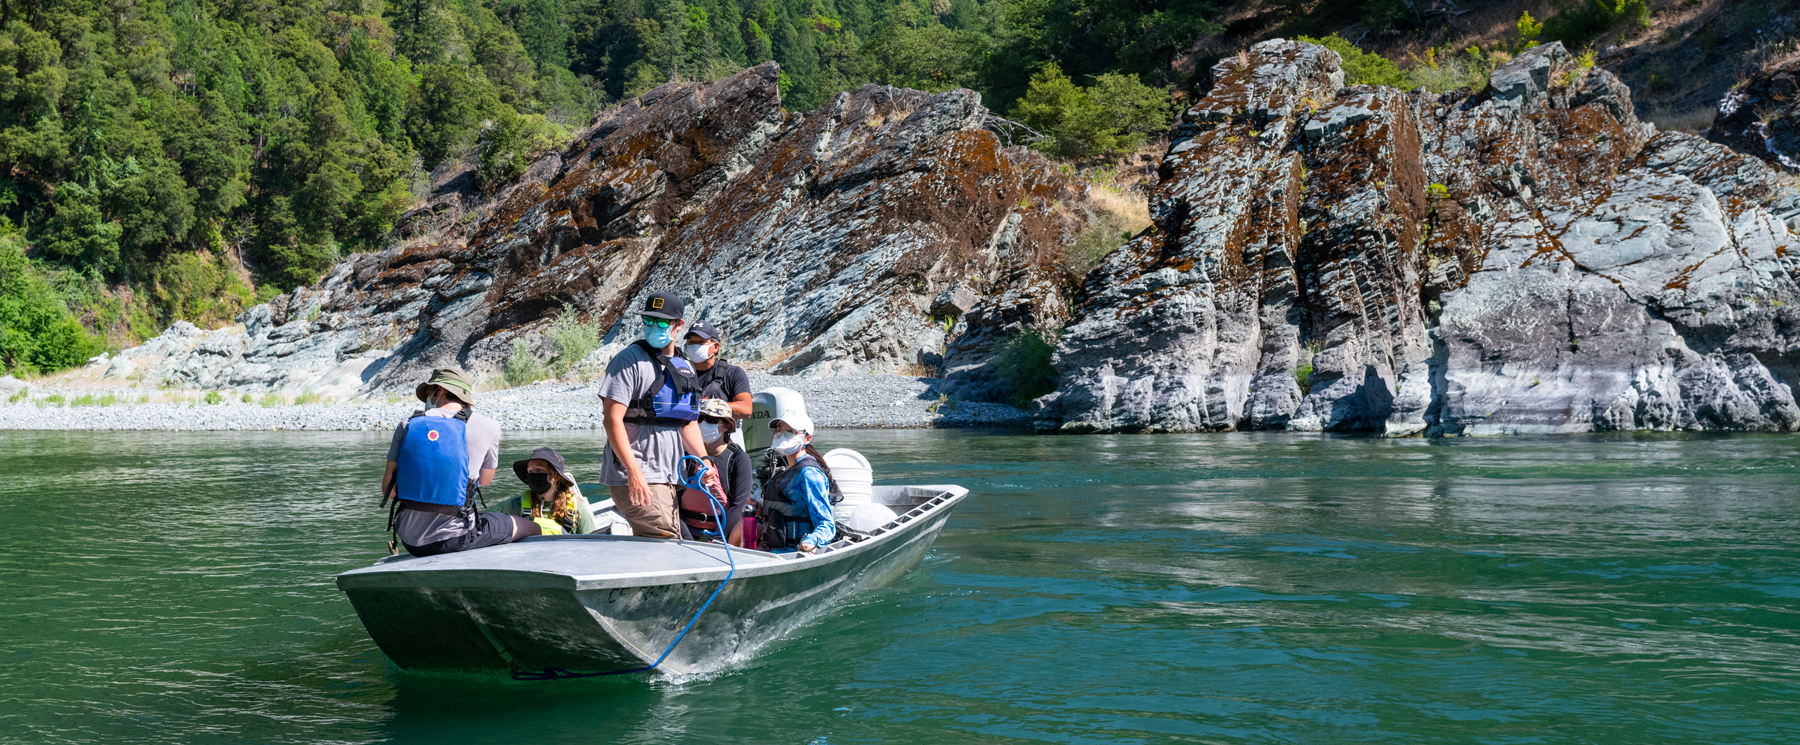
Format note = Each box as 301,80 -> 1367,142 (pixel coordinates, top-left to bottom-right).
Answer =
683,320 -> 752,419
597,291 -> 724,538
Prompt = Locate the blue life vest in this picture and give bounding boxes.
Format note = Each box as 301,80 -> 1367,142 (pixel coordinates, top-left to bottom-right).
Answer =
395,412 -> 471,506
625,339 -> 702,427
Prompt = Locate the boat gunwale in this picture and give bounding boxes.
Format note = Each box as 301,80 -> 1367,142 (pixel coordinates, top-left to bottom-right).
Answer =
334,485 -> 968,592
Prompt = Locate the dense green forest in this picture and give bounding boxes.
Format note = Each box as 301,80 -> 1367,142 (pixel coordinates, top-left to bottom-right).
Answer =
0,0 -> 1687,374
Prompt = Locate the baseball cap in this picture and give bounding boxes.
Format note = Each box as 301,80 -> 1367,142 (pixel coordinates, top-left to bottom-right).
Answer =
687,320 -> 720,341
642,292 -> 685,320
415,367 -> 475,404
769,412 -> 815,436
697,398 -> 734,421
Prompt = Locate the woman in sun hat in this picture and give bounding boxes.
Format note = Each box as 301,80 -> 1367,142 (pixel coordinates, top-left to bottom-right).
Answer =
493,446 -> 597,535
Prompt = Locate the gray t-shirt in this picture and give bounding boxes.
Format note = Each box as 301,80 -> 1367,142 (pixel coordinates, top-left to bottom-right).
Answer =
386,407 -> 502,545
598,343 -> 686,486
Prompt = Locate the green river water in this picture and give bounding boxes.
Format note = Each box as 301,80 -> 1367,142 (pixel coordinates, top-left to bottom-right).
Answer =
2,429 -> 1797,744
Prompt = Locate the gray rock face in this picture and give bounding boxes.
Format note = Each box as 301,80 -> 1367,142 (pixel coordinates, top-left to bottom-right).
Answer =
1037,39 -> 1800,435
1709,57 -> 1800,174
113,63 -> 1088,397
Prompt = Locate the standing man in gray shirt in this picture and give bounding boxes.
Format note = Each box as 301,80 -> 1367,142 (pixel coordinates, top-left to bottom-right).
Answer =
599,292 -> 724,537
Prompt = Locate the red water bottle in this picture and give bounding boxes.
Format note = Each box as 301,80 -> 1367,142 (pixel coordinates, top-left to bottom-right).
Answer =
742,516 -> 758,550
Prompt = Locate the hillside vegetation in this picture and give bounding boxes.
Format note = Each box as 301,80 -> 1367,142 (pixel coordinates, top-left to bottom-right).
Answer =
2,0 -> 1794,375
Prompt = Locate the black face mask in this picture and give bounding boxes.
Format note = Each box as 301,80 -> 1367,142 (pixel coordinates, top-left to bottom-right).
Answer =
525,472 -> 553,494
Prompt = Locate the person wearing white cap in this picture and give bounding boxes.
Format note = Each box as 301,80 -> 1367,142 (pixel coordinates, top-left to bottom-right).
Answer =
756,411 -> 843,553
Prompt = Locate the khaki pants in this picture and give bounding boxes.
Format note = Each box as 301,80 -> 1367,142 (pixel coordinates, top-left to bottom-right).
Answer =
610,484 -> 679,538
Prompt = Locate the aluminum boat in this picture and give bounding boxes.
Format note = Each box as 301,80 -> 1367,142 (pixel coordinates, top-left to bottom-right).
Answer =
336,483 -> 968,675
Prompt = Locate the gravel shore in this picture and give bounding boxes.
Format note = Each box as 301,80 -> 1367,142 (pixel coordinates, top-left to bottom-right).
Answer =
0,372 -> 1031,432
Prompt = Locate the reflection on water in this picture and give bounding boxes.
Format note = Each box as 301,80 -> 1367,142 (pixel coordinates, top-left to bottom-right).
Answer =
2,429 -> 1797,743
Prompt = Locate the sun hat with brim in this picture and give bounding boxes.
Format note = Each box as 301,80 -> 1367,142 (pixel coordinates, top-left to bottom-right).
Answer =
415,367 -> 476,404
512,446 -> 576,486
697,398 -> 734,421
769,412 -> 815,436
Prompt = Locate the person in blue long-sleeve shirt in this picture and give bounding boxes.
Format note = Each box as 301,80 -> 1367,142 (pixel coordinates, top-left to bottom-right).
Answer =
758,412 -> 839,553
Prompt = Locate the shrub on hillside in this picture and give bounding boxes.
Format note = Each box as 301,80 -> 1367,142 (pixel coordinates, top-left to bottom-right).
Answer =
1543,0 -> 1652,50
1299,35 -> 1407,88
546,304 -> 603,375
993,329 -> 1060,409
0,230 -> 102,374
1298,35 -> 1491,94
476,110 -> 563,193
504,338 -> 552,388
1016,63 -> 1172,160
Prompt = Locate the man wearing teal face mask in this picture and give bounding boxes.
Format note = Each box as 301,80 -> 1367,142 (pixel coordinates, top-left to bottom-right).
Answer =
596,292 -> 724,538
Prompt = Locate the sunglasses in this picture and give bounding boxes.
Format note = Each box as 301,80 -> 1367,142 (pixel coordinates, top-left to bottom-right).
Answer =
642,317 -> 677,329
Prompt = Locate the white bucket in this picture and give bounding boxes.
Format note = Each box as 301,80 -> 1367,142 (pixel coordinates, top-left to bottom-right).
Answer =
823,448 -> 872,521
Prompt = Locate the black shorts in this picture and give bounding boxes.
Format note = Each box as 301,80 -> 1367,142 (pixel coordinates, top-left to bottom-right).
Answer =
404,512 -> 530,557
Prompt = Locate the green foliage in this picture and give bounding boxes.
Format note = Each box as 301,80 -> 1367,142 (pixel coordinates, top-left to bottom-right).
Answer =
1015,63 -> 1170,160
1542,0 -> 1653,50
477,110 -> 562,192
1404,46 -> 1491,94
293,389 -> 325,405
40,394 -> 65,407
1301,35 -> 1489,93
241,392 -> 254,403
7,388 -> 26,403
0,228 -> 102,374
1063,209 -> 1138,277
0,0 -> 607,320
203,390 -> 224,405
504,338 -> 552,387
1516,12 -> 1544,47
1300,35 -> 1406,88
1426,183 -> 1450,201
993,329 -> 1059,409
257,392 -> 284,407
72,393 -> 119,407
546,304 -> 602,374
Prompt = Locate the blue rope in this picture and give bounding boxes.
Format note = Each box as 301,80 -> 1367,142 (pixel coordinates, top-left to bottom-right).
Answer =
512,455 -> 735,681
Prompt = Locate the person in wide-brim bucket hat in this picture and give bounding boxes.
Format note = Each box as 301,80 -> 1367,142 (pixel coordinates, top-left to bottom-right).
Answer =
415,367 -> 476,405
493,446 -> 598,535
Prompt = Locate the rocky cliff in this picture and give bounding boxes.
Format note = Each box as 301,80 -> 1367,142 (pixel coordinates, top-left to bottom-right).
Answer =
99,63 -> 1088,397
1711,57 -> 1800,174
1036,40 -> 1800,435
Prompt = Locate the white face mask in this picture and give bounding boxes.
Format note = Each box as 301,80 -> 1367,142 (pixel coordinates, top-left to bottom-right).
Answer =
771,431 -> 805,455
684,343 -> 713,362
698,421 -> 723,444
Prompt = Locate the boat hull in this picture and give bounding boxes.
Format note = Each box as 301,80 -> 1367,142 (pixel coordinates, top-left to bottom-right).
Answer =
338,485 -> 965,674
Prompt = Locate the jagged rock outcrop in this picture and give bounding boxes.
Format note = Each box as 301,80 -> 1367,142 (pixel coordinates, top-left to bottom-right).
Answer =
111,63 -> 1087,395
1037,40 -> 1800,435
1711,58 -> 1800,173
